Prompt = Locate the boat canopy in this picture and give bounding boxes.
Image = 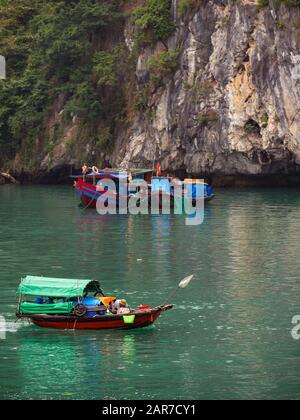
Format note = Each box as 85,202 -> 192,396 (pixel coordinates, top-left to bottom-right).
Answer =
16,276 -> 101,298
71,168 -> 153,180
86,171 -> 128,179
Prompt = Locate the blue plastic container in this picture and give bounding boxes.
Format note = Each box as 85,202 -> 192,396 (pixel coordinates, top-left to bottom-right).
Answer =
81,297 -> 105,316
206,186 -> 213,197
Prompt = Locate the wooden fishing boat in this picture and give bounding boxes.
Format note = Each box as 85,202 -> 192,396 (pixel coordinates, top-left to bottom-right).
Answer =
72,167 -> 215,210
16,276 -> 173,331
17,305 -> 173,330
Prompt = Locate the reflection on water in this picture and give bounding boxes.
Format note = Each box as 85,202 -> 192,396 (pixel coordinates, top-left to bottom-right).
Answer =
0,186 -> 299,399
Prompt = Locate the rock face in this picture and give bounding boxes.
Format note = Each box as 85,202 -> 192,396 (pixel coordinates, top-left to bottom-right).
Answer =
112,0 -> 300,184
6,1 -> 300,185
0,172 -> 18,185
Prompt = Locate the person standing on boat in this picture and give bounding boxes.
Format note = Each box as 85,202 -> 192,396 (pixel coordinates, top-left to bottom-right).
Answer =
82,164 -> 89,181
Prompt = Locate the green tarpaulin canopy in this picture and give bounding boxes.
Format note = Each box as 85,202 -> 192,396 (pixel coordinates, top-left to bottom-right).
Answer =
20,302 -> 73,315
16,276 -> 100,298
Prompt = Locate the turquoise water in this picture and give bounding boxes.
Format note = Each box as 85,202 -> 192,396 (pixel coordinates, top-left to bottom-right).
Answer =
0,185 -> 299,400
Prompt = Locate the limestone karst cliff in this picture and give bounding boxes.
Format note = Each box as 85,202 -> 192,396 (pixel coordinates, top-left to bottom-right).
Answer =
1,0 -> 300,185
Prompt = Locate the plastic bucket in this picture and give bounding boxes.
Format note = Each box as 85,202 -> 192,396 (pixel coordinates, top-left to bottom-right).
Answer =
123,315 -> 136,324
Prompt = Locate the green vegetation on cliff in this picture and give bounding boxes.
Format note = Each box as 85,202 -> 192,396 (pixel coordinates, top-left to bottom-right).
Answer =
0,0 -> 125,161
0,0 -> 177,166
133,0 -> 175,47
148,49 -> 180,88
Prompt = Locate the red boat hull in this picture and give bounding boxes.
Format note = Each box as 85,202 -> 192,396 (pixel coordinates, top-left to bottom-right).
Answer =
74,179 -> 215,210
74,179 -> 120,209
80,194 -> 97,209
24,305 -> 173,330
